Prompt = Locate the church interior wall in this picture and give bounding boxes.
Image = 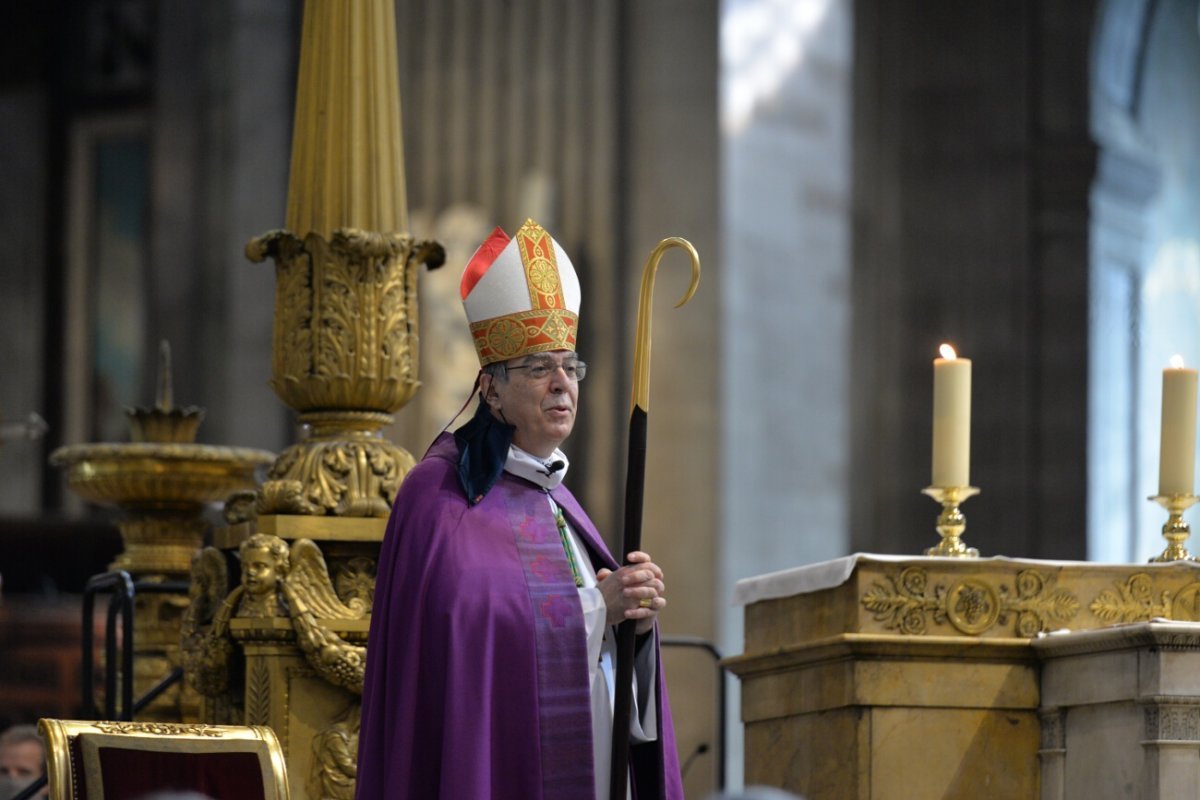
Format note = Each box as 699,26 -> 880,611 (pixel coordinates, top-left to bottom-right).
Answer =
145,0 -> 296,458
0,87 -> 48,516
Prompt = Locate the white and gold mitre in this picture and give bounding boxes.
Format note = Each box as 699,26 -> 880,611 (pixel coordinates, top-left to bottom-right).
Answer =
460,219 -> 581,366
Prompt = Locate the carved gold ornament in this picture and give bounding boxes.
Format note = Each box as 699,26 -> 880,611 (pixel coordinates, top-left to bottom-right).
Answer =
224,490 -> 259,524
91,722 -> 226,737
260,412 -> 413,518
860,567 -> 939,635
861,567 -> 1080,637
183,535 -> 370,714
237,534 -> 291,619
181,548 -> 241,699
246,229 -> 443,517
50,443 -> 273,514
1088,573 -> 1200,623
335,557 -> 376,611
247,661 -> 272,726
945,578 -> 1000,635
246,230 -> 444,414
283,539 -> 368,693
309,705 -> 360,800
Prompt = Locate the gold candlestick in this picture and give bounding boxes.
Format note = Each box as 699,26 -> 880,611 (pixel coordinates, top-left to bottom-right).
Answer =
1148,494 -> 1199,562
921,485 -> 981,557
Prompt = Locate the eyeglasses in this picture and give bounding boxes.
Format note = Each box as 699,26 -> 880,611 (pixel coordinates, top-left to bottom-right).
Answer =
505,356 -> 588,382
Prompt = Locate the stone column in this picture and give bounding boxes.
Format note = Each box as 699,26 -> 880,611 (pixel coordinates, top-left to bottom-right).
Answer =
1039,710 -> 1066,800
1142,702 -> 1200,797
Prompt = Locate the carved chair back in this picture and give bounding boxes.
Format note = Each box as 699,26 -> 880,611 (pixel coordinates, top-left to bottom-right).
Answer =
38,719 -> 290,800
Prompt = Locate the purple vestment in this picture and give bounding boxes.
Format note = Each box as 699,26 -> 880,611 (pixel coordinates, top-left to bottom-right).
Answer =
356,434 -> 684,799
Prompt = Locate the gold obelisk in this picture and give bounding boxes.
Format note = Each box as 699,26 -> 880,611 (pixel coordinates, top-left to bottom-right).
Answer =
191,5 -> 443,795
247,0 -> 444,518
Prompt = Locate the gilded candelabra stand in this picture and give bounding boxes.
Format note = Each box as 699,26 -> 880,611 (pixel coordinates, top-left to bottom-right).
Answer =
921,485 -> 981,558
51,343 -> 274,720
1148,493 -> 1200,562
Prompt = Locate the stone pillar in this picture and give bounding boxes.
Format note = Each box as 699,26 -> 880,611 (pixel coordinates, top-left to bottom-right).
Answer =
1142,703 -> 1200,797
1039,711 -> 1066,800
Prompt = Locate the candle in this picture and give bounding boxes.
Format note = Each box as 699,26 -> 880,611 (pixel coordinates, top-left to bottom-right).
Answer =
932,344 -> 971,487
1159,354 -> 1198,496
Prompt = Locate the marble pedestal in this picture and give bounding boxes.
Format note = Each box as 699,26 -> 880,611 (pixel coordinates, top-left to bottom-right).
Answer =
728,555 -> 1200,800
1035,622 -> 1200,800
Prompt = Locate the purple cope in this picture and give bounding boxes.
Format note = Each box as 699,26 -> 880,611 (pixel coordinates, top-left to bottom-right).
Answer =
356,434 -> 684,799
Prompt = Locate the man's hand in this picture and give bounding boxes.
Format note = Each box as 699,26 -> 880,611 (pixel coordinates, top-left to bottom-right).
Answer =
596,551 -> 666,635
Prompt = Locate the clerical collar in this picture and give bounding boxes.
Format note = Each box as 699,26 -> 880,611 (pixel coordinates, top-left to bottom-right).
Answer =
504,445 -> 570,490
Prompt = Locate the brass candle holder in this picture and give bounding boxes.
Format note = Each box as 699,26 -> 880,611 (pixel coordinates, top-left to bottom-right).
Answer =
921,485 -> 981,557
1148,493 -> 1199,562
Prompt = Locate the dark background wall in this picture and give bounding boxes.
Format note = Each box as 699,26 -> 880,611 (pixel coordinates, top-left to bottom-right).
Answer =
851,0 -> 1096,560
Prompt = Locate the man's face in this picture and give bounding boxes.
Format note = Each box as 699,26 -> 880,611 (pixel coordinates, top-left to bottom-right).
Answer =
484,351 -> 580,458
0,740 -> 45,798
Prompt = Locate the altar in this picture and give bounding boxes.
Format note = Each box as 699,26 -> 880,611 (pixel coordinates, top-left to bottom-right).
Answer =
728,554 -> 1200,799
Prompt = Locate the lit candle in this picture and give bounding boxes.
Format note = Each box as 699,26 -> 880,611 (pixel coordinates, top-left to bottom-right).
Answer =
932,344 -> 971,487
1159,354 -> 1198,496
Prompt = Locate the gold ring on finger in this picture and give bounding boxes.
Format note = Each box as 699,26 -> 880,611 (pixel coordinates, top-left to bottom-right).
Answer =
639,598 -> 653,609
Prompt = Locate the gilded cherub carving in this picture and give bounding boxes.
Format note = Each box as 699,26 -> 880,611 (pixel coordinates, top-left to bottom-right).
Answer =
183,534 -> 370,700
236,533 -> 289,618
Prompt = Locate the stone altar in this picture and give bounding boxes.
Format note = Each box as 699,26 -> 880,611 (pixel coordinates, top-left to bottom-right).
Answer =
728,554 -> 1200,799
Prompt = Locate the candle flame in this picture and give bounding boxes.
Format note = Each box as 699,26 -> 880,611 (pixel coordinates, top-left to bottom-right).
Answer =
939,343 -> 957,360
1171,354 -> 1186,369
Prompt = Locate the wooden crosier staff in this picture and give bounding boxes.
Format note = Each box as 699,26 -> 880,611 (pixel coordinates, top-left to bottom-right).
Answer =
610,237 -> 700,800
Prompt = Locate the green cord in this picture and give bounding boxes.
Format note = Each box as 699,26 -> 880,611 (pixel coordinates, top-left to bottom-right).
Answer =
553,503 -> 585,587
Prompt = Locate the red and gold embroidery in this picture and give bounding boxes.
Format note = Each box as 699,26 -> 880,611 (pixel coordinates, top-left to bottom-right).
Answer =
516,220 -> 565,311
470,308 -> 578,364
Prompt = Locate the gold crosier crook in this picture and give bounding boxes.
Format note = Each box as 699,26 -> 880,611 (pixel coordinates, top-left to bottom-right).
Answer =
631,238 -> 702,412
610,236 -> 701,800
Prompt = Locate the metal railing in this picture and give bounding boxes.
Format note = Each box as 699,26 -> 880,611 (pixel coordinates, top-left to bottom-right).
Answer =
661,635 -> 728,793
82,570 -> 189,720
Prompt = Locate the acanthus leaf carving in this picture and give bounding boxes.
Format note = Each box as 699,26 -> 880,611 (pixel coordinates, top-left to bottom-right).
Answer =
260,431 -> 411,517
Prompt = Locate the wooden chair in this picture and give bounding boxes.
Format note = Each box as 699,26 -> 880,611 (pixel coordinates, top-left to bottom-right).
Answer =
38,719 -> 290,800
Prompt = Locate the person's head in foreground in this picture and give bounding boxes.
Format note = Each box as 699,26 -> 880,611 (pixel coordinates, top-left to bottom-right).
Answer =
0,725 -> 46,800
